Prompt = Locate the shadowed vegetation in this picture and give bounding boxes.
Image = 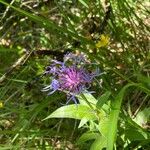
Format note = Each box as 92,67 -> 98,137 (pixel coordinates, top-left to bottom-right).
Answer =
0,0 -> 149,149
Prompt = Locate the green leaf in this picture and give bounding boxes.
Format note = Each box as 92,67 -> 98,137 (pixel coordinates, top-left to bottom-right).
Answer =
137,74 -> 150,88
78,93 -> 97,106
125,129 -> 146,141
107,83 -> 150,150
77,132 -> 107,150
78,0 -> 89,8
107,83 -> 134,150
77,132 -> 100,144
96,91 -> 111,110
90,136 -> 107,150
98,117 -> 109,137
133,107 -> 150,127
78,118 -> 88,128
43,104 -> 97,121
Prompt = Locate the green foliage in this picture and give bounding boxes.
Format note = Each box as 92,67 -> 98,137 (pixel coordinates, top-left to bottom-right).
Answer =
0,0 -> 149,149
43,104 -> 97,121
96,91 -> 111,109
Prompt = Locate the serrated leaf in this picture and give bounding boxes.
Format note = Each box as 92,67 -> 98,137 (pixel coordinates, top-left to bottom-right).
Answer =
43,104 -> 97,121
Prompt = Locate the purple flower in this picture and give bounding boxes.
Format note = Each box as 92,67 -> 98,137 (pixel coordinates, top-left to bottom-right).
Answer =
43,53 -> 100,103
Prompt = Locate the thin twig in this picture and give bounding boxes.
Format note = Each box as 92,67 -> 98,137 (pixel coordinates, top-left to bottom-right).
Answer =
0,52 -> 30,83
0,0 -> 15,22
132,95 -> 148,119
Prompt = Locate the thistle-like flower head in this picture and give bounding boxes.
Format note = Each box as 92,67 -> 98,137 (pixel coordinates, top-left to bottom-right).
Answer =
43,53 -> 100,103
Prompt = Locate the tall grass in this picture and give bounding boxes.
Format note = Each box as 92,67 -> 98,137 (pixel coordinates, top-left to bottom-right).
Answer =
0,0 -> 149,149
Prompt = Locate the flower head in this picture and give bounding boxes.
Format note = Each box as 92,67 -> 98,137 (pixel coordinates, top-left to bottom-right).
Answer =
0,101 -> 3,108
43,53 -> 100,103
96,34 -> 109,48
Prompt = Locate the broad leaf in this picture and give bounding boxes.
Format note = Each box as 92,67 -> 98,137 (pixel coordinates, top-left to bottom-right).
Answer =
43,104 -> 97,121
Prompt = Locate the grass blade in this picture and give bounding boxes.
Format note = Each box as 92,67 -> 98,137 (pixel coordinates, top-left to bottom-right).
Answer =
0,0 -> 94,46
107,83 -> 150,150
